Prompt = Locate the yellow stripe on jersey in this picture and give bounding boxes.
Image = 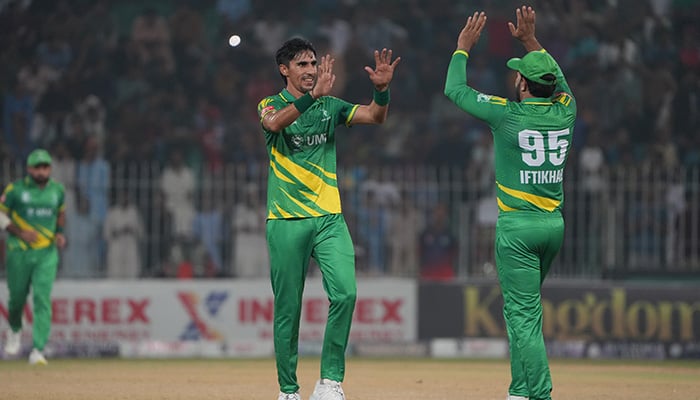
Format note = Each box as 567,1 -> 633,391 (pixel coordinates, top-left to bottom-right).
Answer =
11,211 -> 53,249
273,202 -> 296,219
497,197 -> 517,212
35,224 -> 55,240
527,102 -> 553,106
305,161 -> 337,180
270,158 -> 296,183
489,96 -> 507,106
281,188 -> 322,217
345,104 -> 360,126
270,147 -> 341,214
497,182 -> 560,212
0,204 -> 8,213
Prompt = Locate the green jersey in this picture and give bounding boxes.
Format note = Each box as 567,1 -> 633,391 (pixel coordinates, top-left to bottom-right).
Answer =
0,177 -> 65,251
444,49 -> 576,214
257,89 -> 359,220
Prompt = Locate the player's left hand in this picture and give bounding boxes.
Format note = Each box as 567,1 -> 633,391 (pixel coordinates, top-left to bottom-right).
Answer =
364,48 -> 400,92
55,233 -> 67,249
457,11 -> 487,52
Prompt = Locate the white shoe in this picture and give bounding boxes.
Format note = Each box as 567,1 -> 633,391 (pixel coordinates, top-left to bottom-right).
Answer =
309,379 -> 345,400
28,348 -> 47,365
4,330 -> 21,355
278,392 -> 300,400
507,395 -> 528,400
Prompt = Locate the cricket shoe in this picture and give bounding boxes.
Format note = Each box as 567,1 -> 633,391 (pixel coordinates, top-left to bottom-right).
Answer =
309,379 -> 345,400
278,392 -> 301,400
4,329 -> 21,356
29,348 -> 48,365
507,395 -> 528,400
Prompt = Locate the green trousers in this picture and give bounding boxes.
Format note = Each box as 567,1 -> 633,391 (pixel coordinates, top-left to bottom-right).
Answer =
495,211 -> 564,400
267,214 -> 356,394
6,246 -> 59,351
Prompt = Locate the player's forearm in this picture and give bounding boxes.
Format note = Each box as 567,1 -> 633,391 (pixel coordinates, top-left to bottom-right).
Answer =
520,37 -> 543,52
5,222 -> 22,237
262,92 -> 317,132
444,51 -> 470,105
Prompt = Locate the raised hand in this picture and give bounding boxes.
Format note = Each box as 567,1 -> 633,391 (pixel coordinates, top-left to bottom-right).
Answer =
508,5 -> 536,42
457,11 -> 487,52
312,54 -> 336,98
364,48 -> 401,92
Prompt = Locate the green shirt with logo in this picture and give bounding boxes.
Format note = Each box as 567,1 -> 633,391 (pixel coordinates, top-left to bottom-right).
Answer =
257,89 -> 359,219
0,177 -> 65,250
444,49 -> 577,214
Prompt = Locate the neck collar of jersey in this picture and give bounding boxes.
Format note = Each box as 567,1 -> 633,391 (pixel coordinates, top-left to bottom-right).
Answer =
521,97 -> 553,106
280,88 -> 298,103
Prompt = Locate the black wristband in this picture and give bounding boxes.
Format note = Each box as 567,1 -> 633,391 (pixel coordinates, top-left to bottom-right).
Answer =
293,92 -> 316,113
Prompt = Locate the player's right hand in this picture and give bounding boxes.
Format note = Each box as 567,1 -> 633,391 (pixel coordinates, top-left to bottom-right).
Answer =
311,54 -> 335,99
19,229 -> 38,243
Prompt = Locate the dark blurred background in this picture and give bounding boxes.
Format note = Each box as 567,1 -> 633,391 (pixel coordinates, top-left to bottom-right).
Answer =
0,0 -> 698,281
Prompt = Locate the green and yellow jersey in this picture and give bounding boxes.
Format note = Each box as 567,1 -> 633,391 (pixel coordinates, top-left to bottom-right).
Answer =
258,89 -> 359,219
0,177 -> 65,250
444,49 -> 577,214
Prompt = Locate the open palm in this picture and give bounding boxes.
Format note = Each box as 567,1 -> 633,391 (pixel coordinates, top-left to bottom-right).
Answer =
364,48 -> 401,91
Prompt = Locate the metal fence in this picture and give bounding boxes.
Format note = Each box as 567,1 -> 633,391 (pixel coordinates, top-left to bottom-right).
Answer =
1,160 -> 699,280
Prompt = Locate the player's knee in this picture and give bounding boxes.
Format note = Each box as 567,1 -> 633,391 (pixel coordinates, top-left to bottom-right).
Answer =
331,288 -> 356,308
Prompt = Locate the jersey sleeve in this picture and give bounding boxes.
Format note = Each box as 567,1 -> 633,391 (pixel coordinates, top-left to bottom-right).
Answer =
57,183 -> 66,212
0,183 -> 16,214
444,51 -> 507,127
257,96 -> 286,130
327,96 -> 359,127
540,49 -> 576,111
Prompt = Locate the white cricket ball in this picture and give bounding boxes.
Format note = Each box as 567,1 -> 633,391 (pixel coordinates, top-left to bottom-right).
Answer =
228,35 -> 241,47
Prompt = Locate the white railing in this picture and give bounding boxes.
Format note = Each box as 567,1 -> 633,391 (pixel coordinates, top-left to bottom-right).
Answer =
1,160 -> 698,280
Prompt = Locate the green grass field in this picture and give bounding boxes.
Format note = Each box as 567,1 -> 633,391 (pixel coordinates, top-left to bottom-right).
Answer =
1,357 -> 699,399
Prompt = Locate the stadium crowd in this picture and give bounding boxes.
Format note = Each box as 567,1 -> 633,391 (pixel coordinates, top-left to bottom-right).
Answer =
0,0 -> 698,279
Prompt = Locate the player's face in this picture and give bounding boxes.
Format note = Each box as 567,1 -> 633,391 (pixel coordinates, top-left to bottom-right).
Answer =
281,50 -> 317,96
28,164 -> 51,185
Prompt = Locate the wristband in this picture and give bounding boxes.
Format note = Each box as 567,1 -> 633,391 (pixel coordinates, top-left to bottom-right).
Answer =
293,92 -> 315,113
56,225 -> 64,234
373,88 -> 390,106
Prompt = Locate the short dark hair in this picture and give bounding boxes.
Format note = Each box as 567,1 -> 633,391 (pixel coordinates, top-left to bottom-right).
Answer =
275,38 -> 316,84
523,74 -> 557,98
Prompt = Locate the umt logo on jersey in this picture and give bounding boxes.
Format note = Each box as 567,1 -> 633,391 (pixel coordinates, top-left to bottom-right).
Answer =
177,291 -> 228,341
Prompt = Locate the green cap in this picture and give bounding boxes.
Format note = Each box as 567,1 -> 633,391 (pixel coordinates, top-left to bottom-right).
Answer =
27,149 -> 52,167
506,51 -> 558,85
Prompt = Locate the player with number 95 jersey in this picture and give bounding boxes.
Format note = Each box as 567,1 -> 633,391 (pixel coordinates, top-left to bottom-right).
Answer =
444,6 -> 575,400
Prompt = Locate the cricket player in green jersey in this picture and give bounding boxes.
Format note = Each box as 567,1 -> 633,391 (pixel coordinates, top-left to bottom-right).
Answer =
444,7 -> 576,400
257,38 -> 399,400
1,149 -> 67,365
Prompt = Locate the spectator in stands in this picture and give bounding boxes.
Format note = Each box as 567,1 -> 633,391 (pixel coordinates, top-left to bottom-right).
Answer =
3,80 -> 34,162
419,203 -> 458,280
192,192 -> 224,276
388,196 -> 423,277
419,203 -> 457,280
35,34 -> 73,74
231,184 -> 268,277
160,149 -> 196,241
77,137 -> 110,223
103,189 -> 144,279
63,194 -> 100,278
130,7 -> 174,73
